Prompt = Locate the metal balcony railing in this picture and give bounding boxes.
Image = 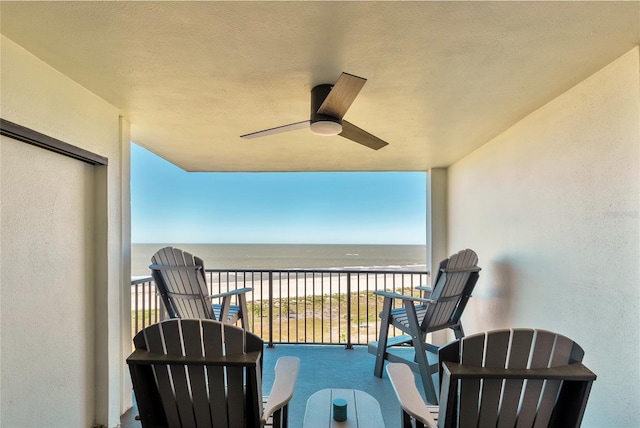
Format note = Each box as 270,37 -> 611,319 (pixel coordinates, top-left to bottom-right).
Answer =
131,268 -> 429,347
130,276 -> 167,334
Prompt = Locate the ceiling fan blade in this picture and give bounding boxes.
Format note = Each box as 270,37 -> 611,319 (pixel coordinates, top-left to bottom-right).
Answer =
317,72 -> 366,119
240,120 -> 310,139
339,121 -> 389,150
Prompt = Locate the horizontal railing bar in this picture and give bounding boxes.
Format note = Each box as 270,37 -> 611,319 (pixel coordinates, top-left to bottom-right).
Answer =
131,268 -> 430,347
204,268 -> 428,275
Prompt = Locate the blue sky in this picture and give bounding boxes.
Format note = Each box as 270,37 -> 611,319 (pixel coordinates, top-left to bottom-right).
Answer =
131,143 -> 426,244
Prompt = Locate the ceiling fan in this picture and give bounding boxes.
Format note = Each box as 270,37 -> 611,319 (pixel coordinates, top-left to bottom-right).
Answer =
240,72 -> 389,150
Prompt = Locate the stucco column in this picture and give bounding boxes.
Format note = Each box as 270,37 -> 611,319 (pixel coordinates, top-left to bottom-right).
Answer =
119,117 -> 133,417
426,168 -> 448,276
426,167 -> 449,345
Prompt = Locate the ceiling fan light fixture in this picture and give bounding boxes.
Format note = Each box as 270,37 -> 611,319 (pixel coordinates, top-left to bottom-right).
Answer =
310,120 -> 342,136
240,72 -> 388,149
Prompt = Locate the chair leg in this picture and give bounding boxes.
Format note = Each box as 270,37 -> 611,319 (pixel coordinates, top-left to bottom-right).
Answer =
401,409 -> 413,428
219,295 -> 231,323
374,297 -> 393,378
404,301 -> 438,404
452,323 -> 464,340
238,294 -> 249,331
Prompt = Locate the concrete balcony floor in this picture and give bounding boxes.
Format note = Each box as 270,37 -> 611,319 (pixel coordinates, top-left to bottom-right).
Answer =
121,344 -> 429,428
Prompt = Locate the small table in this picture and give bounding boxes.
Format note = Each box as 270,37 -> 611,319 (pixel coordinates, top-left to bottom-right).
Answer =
303,388 -> 385,427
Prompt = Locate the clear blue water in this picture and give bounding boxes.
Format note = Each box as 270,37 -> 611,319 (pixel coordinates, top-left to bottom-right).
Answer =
132,243 -> 427,276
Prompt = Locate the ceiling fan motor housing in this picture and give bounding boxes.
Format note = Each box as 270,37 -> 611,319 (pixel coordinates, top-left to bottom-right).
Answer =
310,84 -> 342,135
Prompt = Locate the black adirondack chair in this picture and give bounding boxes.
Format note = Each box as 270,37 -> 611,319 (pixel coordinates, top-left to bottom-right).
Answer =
127,318 -> 299,427
386,328 -> 596,428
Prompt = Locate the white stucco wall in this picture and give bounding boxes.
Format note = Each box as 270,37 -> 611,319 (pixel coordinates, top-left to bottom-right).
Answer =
1,136 -> 98,427
448,47 -> 640,427
0,35 -> 129,428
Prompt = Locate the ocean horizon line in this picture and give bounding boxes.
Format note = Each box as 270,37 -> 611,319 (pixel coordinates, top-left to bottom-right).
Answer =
132,242 -> 426,246
131,243 -> 427,277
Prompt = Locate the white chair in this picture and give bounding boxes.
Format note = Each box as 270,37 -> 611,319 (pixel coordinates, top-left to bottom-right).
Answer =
370,248 -> 480,403
151,246 -> 252,329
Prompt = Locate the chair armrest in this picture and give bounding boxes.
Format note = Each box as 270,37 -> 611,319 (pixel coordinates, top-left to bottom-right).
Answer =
374,290 -> 435,304
126,349 -> 262,367
261,356 -> 300,424
415,286 -> 433,298
386,363 -> 437,428
441,361 -> 597,381
205,287 -> 253,299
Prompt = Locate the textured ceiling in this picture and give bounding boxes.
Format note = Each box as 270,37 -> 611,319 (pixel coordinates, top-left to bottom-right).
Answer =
1,1 -> 638,171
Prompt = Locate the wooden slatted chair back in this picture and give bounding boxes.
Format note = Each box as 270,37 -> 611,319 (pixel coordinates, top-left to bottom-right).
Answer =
371,248 -> 481,404
151,247 -> 216,320
129,318 -> 264,428
421,249 -> 480,332
438,329 -> 594,428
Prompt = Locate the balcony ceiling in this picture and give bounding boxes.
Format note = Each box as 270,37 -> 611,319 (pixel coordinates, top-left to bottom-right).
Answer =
1,1 -> 638,172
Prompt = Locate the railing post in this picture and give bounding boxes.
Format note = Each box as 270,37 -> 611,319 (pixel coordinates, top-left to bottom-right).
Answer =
134,281 -> 139,333
345,273 -> 353,349
268,271 -> 275,348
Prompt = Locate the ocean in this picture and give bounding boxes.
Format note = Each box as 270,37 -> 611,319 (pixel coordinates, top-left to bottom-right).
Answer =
131,243 -> 427,277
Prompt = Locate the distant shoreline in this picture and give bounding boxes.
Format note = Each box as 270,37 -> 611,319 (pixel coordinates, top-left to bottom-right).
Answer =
131,242 -> 426,246
131,243 -> 427,277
